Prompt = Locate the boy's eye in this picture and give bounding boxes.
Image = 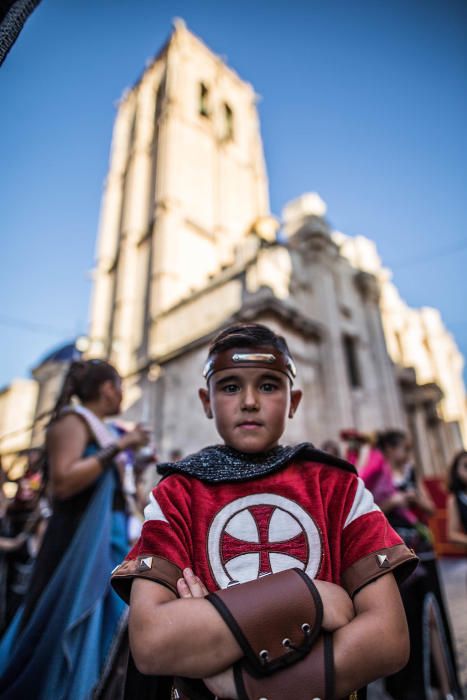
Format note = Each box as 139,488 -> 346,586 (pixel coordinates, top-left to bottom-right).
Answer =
222,384 -> 240,393
260,382 -> 278,392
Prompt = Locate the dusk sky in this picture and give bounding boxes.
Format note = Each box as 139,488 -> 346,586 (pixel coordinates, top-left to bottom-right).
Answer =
1,0 -> 466,388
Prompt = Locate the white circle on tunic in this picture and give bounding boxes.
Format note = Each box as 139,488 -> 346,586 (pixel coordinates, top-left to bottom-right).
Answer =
207,492 -> 322,589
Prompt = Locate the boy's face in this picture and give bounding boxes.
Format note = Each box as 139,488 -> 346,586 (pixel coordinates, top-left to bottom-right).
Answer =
199,367 -> 302,453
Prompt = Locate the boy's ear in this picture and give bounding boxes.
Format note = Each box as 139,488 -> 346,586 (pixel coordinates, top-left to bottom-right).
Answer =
288,389 -> 302,419
198,387 -> 213,419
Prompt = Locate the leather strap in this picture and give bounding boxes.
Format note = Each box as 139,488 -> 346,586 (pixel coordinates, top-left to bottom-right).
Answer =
111,555 -> 182,602
234,632 -> 333,700
342,543 -> 418,598
203,345 -> 296,383
206,568 -> 323,676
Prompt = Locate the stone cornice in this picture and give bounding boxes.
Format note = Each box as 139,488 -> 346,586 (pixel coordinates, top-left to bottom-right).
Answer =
354,270 -> 381,303
141,292 -> 322,372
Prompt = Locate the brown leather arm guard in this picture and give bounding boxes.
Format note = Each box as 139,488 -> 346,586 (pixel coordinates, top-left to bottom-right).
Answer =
206,568 -> 323,676
234,631 -> 334,700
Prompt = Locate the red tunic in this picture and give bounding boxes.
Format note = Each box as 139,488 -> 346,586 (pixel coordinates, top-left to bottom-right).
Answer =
113,459 -> 415,599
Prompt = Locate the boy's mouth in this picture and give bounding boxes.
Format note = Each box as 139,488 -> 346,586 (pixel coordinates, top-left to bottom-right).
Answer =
237,420 -> 263,429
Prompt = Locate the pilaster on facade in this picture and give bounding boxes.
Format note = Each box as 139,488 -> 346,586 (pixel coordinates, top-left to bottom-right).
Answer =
353,270 -> 405,429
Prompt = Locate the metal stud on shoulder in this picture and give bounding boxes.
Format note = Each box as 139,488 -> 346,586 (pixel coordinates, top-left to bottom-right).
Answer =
138,556 -> 153,571
376,553 -> 390,569
259,649 -> 269,663
301,622 -> 311,634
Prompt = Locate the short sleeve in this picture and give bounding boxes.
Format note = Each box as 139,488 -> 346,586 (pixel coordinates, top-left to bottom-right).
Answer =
111,475 -> 193,603
340,477 -> 418,597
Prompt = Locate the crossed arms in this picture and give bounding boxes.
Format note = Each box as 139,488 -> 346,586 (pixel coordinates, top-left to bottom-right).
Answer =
129,568 -> 409,699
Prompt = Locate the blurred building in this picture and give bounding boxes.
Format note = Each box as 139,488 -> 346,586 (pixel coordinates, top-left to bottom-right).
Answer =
88,18 -> 269,378
336,233 -> 467,471
29,341 -> 83,447
0,378 -> 38,477
84,20 -> 466,475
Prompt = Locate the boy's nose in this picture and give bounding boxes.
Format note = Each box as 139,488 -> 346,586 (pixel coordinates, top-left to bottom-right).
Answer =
241,387 -> 259,410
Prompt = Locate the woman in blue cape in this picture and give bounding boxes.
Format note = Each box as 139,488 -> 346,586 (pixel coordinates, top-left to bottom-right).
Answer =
0,359 -> 151,700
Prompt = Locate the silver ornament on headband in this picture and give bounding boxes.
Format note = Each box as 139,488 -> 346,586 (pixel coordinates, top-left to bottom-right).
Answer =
203,348 -> 297,381
232,353 -> 275,363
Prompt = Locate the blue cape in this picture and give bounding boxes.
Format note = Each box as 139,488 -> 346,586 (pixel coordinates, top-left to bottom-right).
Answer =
0,467 -> 127,699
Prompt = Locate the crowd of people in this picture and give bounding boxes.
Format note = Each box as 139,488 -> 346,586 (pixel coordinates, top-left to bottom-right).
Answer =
330,430 -> 465,699
0,360 -> 153,698
0,324 -> 465,699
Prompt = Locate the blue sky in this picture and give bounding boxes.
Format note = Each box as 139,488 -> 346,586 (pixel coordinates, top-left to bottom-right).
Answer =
1,0 -> 466,387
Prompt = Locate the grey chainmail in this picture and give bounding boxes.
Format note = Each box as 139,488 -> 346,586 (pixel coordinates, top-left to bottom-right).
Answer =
157,442 -> 355,483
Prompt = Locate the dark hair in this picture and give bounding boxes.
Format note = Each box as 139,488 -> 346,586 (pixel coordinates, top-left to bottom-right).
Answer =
208,322 -> 292,359
448,451 -> 467,493
376,430 -> 406,453
50,359 -> 119,422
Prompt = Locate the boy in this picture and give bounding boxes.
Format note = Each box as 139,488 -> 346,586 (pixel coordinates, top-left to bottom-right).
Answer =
111,323 -> 417,699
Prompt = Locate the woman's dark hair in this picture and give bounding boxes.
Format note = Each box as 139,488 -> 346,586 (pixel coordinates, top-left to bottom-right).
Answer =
376,430 -> 406,453
448,451 -> 467,493
50,359 -> 119,423
208,322 -> 292,359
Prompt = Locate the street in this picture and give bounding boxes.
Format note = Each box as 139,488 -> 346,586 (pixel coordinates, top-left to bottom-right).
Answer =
440,557 -> 467,697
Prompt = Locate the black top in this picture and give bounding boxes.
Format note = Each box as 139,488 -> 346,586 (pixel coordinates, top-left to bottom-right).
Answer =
455,491 -> 467,534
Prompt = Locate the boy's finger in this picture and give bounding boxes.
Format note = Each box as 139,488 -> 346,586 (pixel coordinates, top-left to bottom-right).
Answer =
183,568 -> 207,597
177,577 -> 192,598
197,579 -> 209,596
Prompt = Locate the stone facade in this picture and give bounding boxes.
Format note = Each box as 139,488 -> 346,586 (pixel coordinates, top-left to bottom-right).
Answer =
3,22 -> 463,478
88,19 -> 269,379
0,379 -> 38,473
336,232 -> 467,474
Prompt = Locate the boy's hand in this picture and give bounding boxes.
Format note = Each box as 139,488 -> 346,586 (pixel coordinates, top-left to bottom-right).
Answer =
177,570 -> 238,699
177,568 -> 209,598
204,667 -> 237,698
314,580 -> 355,631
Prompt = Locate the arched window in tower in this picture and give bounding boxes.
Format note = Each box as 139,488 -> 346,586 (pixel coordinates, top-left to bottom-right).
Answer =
199,82 -> 210,117
223,102 -> 234,141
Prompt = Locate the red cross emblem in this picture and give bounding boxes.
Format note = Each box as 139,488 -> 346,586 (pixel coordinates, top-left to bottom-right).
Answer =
221,504 -> 309,578
208,493 -> 322,588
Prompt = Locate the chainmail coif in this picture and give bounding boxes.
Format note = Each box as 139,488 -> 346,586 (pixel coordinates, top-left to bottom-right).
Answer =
157,442 -> 355,483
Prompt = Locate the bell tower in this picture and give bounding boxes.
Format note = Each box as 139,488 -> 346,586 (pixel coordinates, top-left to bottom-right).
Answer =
88,20 -> 269,375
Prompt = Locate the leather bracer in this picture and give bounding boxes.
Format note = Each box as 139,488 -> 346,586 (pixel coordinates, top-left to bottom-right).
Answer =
206,568 -> 323,676
234,631 -> 334,700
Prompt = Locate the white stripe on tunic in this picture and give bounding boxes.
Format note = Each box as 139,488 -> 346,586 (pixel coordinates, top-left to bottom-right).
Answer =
344,477 -> 380,528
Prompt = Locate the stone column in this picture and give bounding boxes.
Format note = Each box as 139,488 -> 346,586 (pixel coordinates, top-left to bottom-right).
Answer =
112,78 -> 156,375
148,47 -> 182,323
412,405 -> 437,477
354,271 -> 406,429
299,231 -> 354,431
88,97 -> 135,358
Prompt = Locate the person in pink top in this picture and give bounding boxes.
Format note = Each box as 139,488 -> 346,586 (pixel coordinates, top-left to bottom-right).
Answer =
360,430 -> 460,700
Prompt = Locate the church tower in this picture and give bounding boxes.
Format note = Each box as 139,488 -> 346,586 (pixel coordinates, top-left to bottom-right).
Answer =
88,20 -> 269,376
